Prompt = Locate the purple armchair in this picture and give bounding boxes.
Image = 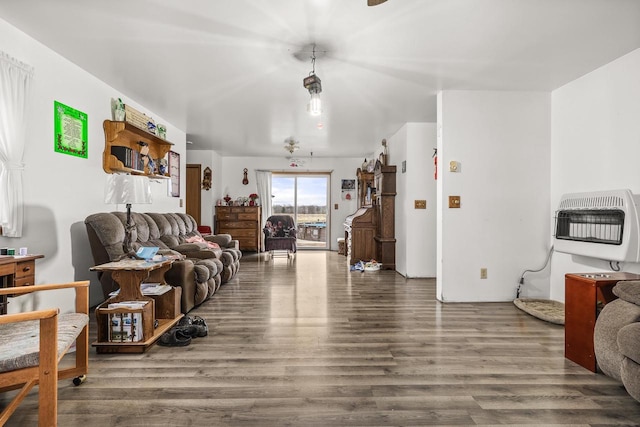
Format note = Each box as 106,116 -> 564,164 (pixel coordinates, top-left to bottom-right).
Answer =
263,215 -> 297,256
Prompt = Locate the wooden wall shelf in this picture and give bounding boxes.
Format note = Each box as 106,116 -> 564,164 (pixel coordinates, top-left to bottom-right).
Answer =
103,120 -> 173,178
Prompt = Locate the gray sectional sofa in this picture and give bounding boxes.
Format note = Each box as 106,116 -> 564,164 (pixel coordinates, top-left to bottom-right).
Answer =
85,212 -> 241,313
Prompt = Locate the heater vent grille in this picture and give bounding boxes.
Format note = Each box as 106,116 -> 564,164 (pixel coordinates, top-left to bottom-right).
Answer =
553,189 -> 640,262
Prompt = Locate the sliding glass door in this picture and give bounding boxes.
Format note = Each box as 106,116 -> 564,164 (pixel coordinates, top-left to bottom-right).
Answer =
272,173 -> 330,250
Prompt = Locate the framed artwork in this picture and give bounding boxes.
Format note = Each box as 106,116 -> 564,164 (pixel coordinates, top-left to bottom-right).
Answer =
341,179 -> 355,190
168,151 -> 180,197
54,101 -> 88,158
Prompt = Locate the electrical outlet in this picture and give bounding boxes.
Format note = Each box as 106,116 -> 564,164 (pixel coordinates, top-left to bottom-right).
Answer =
480,268 -> 488,279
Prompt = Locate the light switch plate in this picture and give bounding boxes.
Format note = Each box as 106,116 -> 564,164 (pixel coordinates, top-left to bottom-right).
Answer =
415,200 -> 427,209
449,196 -> 461,208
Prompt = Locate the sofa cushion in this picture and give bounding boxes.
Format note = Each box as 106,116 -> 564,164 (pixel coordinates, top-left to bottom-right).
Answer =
618,323 -> 640,365
84,213 -> 126,261
614,281 -> 640,306
594,298 -> 640,381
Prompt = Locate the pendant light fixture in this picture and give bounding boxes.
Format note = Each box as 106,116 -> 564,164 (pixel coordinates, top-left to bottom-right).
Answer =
303,45 -> 322,116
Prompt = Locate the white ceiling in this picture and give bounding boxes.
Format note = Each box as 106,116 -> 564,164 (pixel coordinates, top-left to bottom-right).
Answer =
1,0 -> 639,157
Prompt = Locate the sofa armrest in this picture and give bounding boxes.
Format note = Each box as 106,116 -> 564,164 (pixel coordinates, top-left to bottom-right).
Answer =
206,234 -> 238,250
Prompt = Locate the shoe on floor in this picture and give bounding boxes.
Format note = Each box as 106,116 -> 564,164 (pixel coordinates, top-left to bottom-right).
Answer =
158,327 -> 192,347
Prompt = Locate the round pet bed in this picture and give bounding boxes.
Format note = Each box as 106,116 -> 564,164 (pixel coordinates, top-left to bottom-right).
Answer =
513,298 -> 565,325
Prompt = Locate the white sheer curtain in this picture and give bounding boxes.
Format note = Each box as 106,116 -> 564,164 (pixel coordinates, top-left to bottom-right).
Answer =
0,52 -> 33,237
255,170 -> 271,250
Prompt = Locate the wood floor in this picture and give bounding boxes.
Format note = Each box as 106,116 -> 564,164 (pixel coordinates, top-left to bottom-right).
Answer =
5,251 -> 640,426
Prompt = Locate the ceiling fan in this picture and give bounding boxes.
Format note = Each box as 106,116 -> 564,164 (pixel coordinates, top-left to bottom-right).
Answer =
367,0 -> 388,5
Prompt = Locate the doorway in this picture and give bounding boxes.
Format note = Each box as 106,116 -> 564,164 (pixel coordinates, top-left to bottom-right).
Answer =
186,164 -> 201,224
272,173 -> 330,250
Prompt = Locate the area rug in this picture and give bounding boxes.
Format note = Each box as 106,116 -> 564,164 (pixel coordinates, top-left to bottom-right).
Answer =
513,298 -> 565,325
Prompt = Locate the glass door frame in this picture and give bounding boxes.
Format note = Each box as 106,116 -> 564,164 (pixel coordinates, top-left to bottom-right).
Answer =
271,172 -> 331,250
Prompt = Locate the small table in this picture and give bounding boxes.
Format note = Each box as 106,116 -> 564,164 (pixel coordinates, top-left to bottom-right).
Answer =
0,254 -> 44,314
90,259 -> 183,353
565,272 -> 640,372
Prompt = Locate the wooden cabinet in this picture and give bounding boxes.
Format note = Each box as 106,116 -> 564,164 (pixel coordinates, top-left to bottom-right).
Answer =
102,120 -> 173,178
565,272 -> 640,372
374,160 -> 396,270
215,206 -> 261,251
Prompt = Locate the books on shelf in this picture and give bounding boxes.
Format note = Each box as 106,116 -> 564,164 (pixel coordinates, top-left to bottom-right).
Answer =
110,145 -> 144,171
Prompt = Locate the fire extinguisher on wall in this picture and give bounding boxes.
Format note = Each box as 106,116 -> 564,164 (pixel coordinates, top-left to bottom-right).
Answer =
432,148 -> 437,180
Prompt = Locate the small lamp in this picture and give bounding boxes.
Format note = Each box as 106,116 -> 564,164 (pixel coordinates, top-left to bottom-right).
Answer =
104,174 -> 152,252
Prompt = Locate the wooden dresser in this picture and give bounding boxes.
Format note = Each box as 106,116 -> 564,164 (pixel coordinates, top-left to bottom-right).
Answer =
215,206 -> 261,251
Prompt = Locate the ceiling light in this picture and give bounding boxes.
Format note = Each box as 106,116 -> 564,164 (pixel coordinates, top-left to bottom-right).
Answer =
284,137 -> 300,155
303,45 -> 322,116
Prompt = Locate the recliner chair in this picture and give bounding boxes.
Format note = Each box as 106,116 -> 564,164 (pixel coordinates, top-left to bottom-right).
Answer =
263,214 -> 297,256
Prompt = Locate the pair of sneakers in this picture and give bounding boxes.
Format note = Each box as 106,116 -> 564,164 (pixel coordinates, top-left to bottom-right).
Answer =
176,315 -> 208,338
158,316 -> 208,347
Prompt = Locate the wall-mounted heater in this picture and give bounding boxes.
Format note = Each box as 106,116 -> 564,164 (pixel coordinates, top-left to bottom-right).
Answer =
554,189 -> 640,262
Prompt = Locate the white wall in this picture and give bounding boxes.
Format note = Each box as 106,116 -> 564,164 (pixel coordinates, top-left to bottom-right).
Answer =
388,123 -> 437,277
437,90 -> 551,302
0,18 -> 187,311
216,156 -> 365,251
550,48 -> 640,302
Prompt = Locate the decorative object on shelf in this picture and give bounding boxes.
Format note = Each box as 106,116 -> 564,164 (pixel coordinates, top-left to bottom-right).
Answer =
362,158 -> 368,170
112,98 -> 125,121
223,194 -> 232,205
284,137 -> 299,155
302,44 -> 322,116
104,174 -> 152,252
381,138 -> 388,165
202,167 -> 212,190
249,193 -> 258,206
157,157 -> 168,175
242,168 -> 249,185
168,150 -> 180,197
54,100 -> 88,159
156,123 -> 166,139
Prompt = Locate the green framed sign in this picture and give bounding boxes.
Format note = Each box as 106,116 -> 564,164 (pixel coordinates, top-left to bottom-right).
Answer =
54,101 -> 88,158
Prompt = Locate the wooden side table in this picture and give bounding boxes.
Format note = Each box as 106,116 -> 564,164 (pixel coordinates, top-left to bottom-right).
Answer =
565,272 -> 640,372
90,259 -> 183,354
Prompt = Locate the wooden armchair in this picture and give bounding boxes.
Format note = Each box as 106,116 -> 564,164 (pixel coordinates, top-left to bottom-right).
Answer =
0,281 -> 89,426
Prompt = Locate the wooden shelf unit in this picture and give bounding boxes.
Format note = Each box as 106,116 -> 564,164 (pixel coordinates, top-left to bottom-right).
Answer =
215,206 -> 261,251
90,259 -> 183,354
103,120 -> 173,178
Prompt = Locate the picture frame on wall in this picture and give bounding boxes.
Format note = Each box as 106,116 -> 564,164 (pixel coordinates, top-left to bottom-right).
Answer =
168,150 -> 180,197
